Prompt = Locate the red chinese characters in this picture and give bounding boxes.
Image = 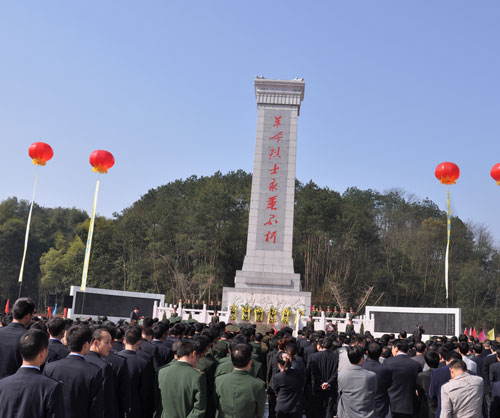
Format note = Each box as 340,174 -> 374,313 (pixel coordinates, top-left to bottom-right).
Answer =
269,132 -> 283,143
264,114 -> 284,245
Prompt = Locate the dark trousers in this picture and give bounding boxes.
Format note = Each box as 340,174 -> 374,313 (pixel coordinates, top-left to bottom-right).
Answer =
310,391 -> 336,418
268,392 -> 277,418
276,412 -> 301,418
392,414 -> 412,418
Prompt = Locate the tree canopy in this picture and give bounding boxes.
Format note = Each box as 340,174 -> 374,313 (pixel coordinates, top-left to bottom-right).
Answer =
1,170 -> 498,328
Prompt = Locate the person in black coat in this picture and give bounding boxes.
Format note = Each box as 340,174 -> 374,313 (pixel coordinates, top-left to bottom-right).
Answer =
43,324 -> 104,418
491,380 -> 500,418
119,325 -> 156,418
362,342 -> 392,418
112,327 -> 125,352
86,327 -> 122,418
139,327 -> 161,371
0,328 -> 64,418
416,350 -> 440,418
0,297 -> 35,378
151,322 -> 171,367
483,349 -> 498,416
384,340 -> 422,418
46,317 -> 70,363
307,337 -> 339,418
273,351 -> 305,418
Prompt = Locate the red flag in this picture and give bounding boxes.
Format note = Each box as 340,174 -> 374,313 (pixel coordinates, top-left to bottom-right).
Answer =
464,328 -> 468,336
47,307 -> 52,318
63,307 -> 68,319
473,328 -> 477,338
4,299 -> 9,314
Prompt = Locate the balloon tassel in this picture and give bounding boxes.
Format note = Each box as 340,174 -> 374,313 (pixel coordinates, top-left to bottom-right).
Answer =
18,172 -> 38,286
81,179 -> 100,292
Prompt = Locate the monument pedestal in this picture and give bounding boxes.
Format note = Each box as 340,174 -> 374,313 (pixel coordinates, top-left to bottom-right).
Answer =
223,77 -> 310,317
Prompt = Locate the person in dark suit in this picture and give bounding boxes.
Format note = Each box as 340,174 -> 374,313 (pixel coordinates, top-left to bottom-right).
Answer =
140,325 -> 161,371
130,307 -> 140,323
416,350 -> 440,418
384,340 -> 422,418
103,324 -> 130,418
0,328 -> 64,418
151,322 -> 171,367
412,325 -> 425,343
362,342 -> 392,418
272,350 -> 305,418
46,317 -> 70,363
307,337 -> 339,418
86,327 -> 121,418
112,327 -> 125,352
484,348 -> 499,416
411,342 -> 427,370
429,350 -> 461,418
0,297 -> 35,378
119,325 -> 155,418
490,380 -> 500,418
43,324 -> 104,418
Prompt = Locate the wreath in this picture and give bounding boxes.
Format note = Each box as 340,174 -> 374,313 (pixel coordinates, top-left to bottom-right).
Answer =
230,304 -> 238,321
241,304 -> 251,321
281,308 -> 291,324
254,306 -> 264,322
267,306 -> 277,324
294,308 -> 304,324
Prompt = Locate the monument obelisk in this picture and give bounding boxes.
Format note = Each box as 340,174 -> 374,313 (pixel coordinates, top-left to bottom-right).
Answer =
222,77 -> 311,315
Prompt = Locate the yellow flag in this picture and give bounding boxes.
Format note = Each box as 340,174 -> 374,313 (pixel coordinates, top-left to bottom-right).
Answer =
488,328 -> 495,341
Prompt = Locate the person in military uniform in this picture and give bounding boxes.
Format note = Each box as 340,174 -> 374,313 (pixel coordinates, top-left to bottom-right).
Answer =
325,306 -> 333,318
157,339 -> 207,418
333,306 -> 340,318
0,328 -> 64,418
215,343 -> 266,418
340,307 -> 347,318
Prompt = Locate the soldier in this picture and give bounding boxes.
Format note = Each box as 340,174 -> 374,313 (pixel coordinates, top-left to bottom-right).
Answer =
157,339 -> 207,418
215,343 -> 266,418
326,306 -> 333,318
333,306 -> 340,318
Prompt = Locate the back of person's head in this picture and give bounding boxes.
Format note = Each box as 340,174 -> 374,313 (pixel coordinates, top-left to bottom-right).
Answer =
449,359 -> 467,372
352,334 -> 365,346
13,298 -> 36,320
445,350 -> 462,362
472,343 -> 483,355
177,341 -> 195,358
91,327 -> 110,343
231,343 -> 252,369
318,338 -> 333,350
20,328 -> 49,361
286,342 -> 298,357
347,345 -> 364,365
114,327 -> 124,341
458,334 -> 467,343
458,342 -> 470,356
66,325 -> 92,352
395,340 -> 409,353
277,351 -> 292,371
381,346 -> 392,359
193,335 -> 209,356
172,340 -> 182,357
424,350 -> 440,369
142,317 -> 154,328
47,317 -> 66,337
415,342 -> 426,354
367,342 -> 382,360
125,326 -> 142,345
142,327 -> 153,339
255,333 -> 263,342
399,331 -> 407,339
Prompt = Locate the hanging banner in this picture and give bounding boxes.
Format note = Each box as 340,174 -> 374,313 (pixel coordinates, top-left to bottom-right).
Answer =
81,179 -> 100,291
19,173 -> 38,283
445,190 -> 451,300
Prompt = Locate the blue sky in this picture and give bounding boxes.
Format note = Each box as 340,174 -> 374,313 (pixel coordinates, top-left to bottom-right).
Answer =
1,2 -> 500,241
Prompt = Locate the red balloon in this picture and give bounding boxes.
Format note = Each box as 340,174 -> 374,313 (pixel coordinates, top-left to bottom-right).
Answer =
435,162 -> 460,185
491,164 -> 500,185
28,142 -> 53,166
89,150 -> 115,173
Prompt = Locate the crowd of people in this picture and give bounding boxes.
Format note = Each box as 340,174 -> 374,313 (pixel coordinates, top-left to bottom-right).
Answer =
0,297 -> 498,418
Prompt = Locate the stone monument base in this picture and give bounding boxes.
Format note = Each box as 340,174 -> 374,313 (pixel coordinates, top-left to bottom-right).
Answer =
222,287 -> 311,316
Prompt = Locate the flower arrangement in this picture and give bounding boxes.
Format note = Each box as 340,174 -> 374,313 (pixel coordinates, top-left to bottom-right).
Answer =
294,308 -> 304,324
267,306 -> 277,324
230,304 -> 238,321
241,304 -> 251,321
254,306 -> 264,322
281,308 -> 291,324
